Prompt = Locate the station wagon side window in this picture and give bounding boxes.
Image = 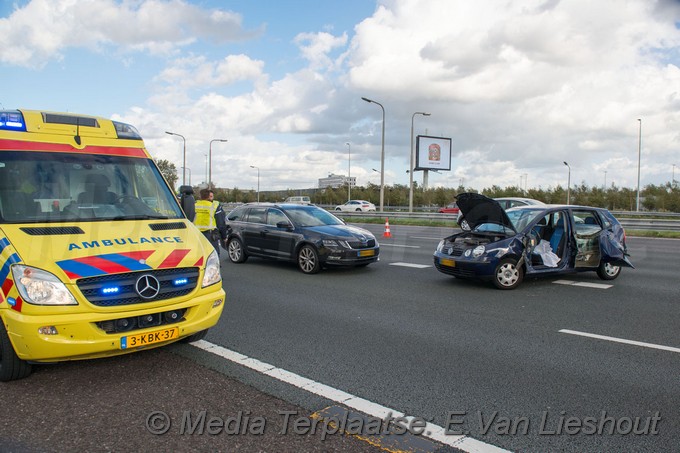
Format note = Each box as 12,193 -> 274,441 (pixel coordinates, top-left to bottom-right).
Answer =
227,206 -> 246,221
266,208 -> 288,226
246,207 -> 267,224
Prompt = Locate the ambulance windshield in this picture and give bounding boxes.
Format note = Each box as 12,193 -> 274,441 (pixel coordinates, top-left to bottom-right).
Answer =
0,151 -> 185,223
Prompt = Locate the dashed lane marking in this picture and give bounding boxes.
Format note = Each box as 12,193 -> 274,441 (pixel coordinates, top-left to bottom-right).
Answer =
559,329 -> 680,354
380,244 -> 420,248
390,262 -> 431,269
192,341 -> 510,453
553,280 -> 612,289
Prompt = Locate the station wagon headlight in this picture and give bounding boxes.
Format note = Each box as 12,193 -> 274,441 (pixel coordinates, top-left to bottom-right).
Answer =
11,265 -> 77,305
322,239 -> 344,248
201,251 -> 222,288
436,240 -> 445,252
472,245 -> 486,258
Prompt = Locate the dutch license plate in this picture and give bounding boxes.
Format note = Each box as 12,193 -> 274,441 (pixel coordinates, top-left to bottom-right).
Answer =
358,249 -> 375,257
121,327 -> 179,350
440,258 -> 456,267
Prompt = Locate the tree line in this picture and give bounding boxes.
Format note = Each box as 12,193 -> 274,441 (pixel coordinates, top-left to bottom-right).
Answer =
156,159 -> 679,212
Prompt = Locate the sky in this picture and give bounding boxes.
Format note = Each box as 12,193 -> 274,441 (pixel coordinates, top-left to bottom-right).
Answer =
2,0 -> 680,195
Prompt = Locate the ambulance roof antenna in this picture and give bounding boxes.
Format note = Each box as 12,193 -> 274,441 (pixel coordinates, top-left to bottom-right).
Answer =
74,117 -> 81,145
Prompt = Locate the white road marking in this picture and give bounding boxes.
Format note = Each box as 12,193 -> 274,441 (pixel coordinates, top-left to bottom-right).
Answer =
559,329 -> 680,354
379,243 -> 420,248
553,280 -> 612,289
192,341 -> 509,453
410,236 -> 444,240
389,262 -> 431,269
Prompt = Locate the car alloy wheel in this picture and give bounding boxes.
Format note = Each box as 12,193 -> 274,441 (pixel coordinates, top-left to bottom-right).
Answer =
298,244 -> 320,274
597,261 -> 621,280
493,259 -> 524,290
227,238 -> 247,263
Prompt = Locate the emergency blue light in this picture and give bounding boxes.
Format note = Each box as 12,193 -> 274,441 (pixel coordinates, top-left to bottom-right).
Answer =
101,286 -> 121,295
172,278 -> 189,287
0,110 -> 26,131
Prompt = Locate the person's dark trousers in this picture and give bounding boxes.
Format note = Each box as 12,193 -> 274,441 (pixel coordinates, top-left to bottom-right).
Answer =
202,230 -> 220,257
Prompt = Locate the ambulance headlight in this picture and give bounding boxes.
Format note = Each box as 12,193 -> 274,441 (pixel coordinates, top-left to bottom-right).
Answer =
201,251 -> 222,288
11,265 -> 78,306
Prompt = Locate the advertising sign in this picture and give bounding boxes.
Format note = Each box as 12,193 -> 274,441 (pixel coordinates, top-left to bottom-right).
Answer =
415,135 -> 452,171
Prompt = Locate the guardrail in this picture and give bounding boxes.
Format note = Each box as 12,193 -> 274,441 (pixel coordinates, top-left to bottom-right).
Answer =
329,210 -> 680,232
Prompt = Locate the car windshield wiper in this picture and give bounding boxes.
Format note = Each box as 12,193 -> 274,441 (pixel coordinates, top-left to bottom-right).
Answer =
112,214 -> 170,220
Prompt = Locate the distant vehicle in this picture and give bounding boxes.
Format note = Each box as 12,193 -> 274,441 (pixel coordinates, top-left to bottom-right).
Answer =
335,200 -> 377,212
284,196 -> 311,205
225,203 -> 379,274
458,197 -> 545,230
438,202 -> 460,214
434,193 -> 633,290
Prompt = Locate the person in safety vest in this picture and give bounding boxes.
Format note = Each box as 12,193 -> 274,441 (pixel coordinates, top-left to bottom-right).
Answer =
194,188 -> 227,257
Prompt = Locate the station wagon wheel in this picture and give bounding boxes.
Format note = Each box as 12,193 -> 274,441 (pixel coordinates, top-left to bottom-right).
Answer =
493,258 -> 524,290
0,322 -> 32,382
227,238 -> 248,263
596,261 -> 621,280
298,244 -> 320,274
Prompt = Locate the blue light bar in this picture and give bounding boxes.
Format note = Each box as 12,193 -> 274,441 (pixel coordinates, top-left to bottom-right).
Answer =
101,286 -> 121,295
172,278 -> 189,287
0,110 -> 26,131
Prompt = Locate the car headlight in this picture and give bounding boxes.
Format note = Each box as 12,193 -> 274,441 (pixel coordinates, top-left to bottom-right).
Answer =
11,265 -> 78,305
322,239 -> 340,248
201,250 -> 222,288
436,240 -> 445,252
472,245 -> 486,258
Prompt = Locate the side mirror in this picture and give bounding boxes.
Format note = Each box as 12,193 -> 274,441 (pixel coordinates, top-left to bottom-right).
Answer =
276,221 -> 293,230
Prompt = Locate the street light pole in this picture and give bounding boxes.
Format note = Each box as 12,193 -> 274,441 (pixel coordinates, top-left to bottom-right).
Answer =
166,131 -> 186,186
604,170 -> 607,189
250,165 -> 260,202
563,161 -> 571,204
409,111 -> 430,212
362,97 -> 385,212
636,118 -> 642,211
673,164 -> 676,187
209,139 -> 228,189
345,142 -> 351,202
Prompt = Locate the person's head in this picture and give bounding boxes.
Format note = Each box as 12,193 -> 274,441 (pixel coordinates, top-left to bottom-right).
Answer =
199,188 -> 214,201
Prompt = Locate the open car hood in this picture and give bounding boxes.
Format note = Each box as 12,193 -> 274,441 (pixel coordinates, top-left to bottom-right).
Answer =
456,192 -> 516,232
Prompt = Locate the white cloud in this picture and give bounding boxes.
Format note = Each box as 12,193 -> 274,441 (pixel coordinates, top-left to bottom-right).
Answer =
0,0 -> 260,68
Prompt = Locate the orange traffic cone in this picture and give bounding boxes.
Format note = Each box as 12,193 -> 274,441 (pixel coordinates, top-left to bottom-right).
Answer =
383,218 -> 392,238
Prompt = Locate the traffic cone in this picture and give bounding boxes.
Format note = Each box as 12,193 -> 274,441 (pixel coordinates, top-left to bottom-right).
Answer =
383,218 -> 392,238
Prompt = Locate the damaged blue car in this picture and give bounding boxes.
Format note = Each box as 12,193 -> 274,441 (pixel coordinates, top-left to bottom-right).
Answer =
433,193 -> 634,289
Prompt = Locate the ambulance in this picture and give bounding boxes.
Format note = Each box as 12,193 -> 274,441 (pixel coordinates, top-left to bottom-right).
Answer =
0,109 -> 225,381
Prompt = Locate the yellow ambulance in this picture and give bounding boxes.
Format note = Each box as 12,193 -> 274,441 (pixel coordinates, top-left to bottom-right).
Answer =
0,109 -> 225,381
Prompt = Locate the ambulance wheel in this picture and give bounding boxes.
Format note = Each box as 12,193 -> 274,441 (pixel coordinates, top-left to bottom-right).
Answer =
227,238 -> 248,263
597,261 -> 621,280
0,322 -> 32,382
180,329 -> 208,343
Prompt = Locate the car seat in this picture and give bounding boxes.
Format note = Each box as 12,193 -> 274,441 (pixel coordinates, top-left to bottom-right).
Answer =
77,174 -> 117,204
549,217 -> 565,256
0,173 -> 41,221
584,217 -> 597,225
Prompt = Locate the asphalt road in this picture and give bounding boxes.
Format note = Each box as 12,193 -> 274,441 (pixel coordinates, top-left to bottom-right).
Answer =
1,225 -> 678,452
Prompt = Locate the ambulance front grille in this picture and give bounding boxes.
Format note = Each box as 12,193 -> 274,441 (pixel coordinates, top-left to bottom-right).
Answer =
76,268 -> 200,307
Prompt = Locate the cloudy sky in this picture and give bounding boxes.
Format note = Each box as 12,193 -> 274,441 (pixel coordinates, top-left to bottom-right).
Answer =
2,0 -> 680,194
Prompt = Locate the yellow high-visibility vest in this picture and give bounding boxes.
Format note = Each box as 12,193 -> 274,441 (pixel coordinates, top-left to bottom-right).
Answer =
194,200 -> 218,231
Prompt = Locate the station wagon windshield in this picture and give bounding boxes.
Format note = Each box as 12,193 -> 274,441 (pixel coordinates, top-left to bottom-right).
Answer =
285,206 -> 343,227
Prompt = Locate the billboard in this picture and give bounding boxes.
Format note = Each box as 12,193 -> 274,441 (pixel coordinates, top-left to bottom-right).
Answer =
415,135 -> 452,171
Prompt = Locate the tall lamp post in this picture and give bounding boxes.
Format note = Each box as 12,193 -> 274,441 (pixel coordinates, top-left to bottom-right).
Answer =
345,142 -> 351,202
636,118 -> 642,211
604,170 -> 607,189
361,97 -> 385,212
250,165 -> 260,202
563,161 -> 571,204
209,138 -> 228,189
673,164 -> 676,187
409,111 -> 430,212
166,131 -> 186,186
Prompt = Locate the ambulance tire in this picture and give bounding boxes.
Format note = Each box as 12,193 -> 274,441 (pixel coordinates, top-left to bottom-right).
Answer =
0,322 -> 32,382
180,329 -> 208,344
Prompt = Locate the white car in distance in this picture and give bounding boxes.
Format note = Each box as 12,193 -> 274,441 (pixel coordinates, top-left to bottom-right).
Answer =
335,200 -> 377,212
